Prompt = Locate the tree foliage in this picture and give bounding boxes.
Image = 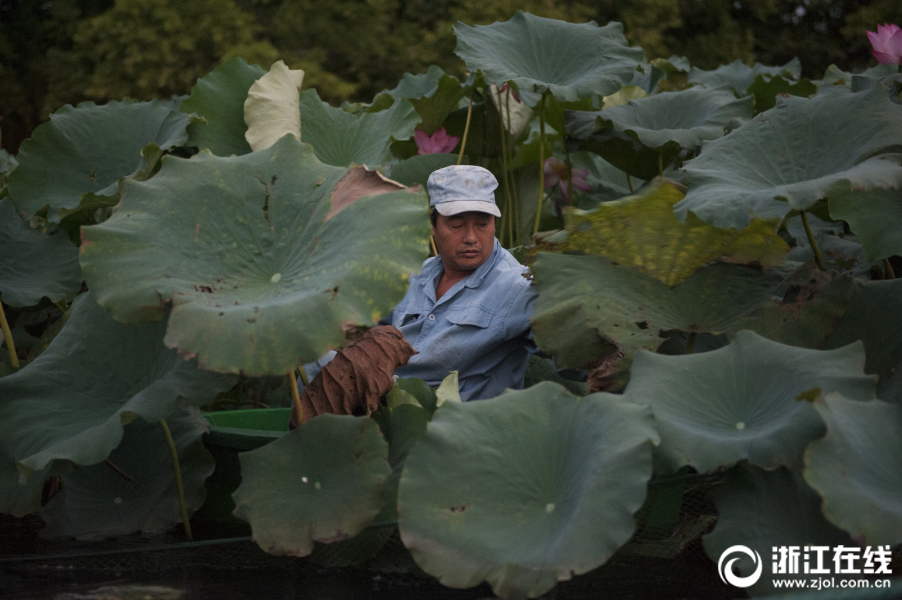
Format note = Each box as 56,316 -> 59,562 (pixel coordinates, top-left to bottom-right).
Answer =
3,0 -> 901,152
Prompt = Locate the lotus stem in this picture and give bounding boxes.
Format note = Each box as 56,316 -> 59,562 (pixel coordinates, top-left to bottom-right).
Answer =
800,211 -> 825,271
533,94 -> 548,236
429,235 -> 438,257
498,90 -> 516,247
884,259 -> 896,280
627,174 -> 635,194
683,332 -> 697,355
290,369 -> 305,423
562,130 -> 575,209
160,418 -> 192,541
104,459 -> 135,482
0,298 -> 18,369
457,99 -> 473,166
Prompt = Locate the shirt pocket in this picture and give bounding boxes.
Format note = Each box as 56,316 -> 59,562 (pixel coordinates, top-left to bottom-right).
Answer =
445,306 -> 494,329
439,306 -> 497,368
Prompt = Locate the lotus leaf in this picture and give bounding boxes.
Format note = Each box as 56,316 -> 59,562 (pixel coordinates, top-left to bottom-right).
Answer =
388,153 -> 462,191
530,253 -> 789,368
746,73 -> 817,114
0,459 -> 55,517
80,135 -> 429,375
567,151 -> 634,207
244,60 -> 305,152
370,401 -> 431,524
0,198 -> 81,307
558,181 -> 787,287
624,331 -> 876,472
181,57 -> 266,157
567,86 -> 754,179
674,86 -> 902,229
828,180 -> 902,262
804,394 -> 902,546
826,279 -> 902,404
0,292 -> 234,481
821,63 -> 899,87
736,270 -> 855,349
377,66 -> 470,135
378,65 -> 448,102
398,382 -> 659,599
232,414 -> 390,556
687,58 -> 802,93
7,100 -> 190,222
703,462 -> 852,597
38,408 -> 214,540
600,85 -> 648,109
298,89 -> 418,168
453,12 -> 643,107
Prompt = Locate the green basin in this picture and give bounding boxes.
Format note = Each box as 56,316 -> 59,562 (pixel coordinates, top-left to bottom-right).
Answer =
193,408 -> 290,532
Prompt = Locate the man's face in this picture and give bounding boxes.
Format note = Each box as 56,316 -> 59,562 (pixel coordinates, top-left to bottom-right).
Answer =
432,211 -> 496,275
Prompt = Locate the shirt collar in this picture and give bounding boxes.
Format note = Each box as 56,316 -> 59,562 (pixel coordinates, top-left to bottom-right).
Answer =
419,238 -> 502,300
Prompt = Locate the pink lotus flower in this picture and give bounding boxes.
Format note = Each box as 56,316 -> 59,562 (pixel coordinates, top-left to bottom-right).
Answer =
867,23 -> 902,65
544,157 -> 591,206
414,127 -> 460,155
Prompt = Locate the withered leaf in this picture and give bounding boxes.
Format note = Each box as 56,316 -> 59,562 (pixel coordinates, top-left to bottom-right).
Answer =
326,166 -> 408,221
297,326 -> 416,424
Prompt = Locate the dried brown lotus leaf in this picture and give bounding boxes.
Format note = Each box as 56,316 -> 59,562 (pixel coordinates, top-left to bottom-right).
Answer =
298,326 -> 416,424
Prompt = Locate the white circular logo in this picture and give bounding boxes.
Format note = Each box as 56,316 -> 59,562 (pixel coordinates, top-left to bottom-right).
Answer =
718,545 -> 763,588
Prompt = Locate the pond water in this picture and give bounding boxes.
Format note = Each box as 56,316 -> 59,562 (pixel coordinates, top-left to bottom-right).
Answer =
1,515 -> 740,600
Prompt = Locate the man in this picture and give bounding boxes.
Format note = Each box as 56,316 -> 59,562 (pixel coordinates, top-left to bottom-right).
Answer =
386,164 -> 537,401
301,165 -> 538,403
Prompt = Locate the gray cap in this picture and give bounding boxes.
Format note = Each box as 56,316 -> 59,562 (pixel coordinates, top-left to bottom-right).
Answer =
426,165 -> 501,217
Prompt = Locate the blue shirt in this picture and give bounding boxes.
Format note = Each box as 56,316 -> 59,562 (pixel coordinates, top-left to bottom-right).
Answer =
388,238 -> 537,401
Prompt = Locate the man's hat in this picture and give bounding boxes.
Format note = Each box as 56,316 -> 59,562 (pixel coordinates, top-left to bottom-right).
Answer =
426,165 -> 501,217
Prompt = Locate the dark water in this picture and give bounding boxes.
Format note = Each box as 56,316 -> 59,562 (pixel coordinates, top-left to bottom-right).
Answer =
1,515 -> 740,600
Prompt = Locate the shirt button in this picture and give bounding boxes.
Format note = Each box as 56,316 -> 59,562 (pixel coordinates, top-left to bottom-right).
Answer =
428,314 -> 435,321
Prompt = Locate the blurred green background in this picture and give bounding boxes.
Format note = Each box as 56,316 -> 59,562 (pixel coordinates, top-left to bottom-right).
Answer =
2,0 -> 900,154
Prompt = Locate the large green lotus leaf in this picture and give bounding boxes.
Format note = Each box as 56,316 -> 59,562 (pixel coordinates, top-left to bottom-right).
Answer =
703,462 -> 853,597
0,198 -> 81,307
530,253 -> 789,369
80,135 -> 429,376
453,12 -> 644,107
828,180 -> 902,262
558,181 -> 788,287
243,60 -> 305,152
736,270 -> 855,350
567,86 -> 754,179
181,57 -> 266,157
0,292 -> 236,477
826,279 -> 902,404
398,382 -> 659,599
376,65 -> 470,135
688,58 -> 802,93
298,89 -> 418,168
38,407 -> 214,540
674,86 -> 902,230
232,414 -> 390,556
805,394 -> 902,546
7,100 -> 190,222
624,331 -> 876,473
